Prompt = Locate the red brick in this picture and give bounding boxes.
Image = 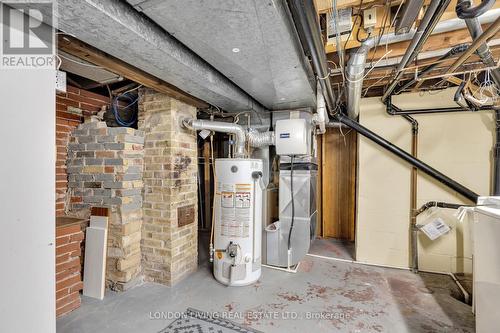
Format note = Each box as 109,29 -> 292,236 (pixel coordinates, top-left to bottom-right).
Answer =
57,97 -> 80,109
56,257 -> 80,273
56,241 -> 81,256
56,265 -> 80,282
56,235 -> 70,247
56,253 -> 70,264
66,85 -> 80,95
56,291 -> 80,310
56,297 -> 81,318
70,196 -> 82,203
70,232 -> 84,242
70,248 -> 82,257
56,273 -> 81,291
69,281 -> 83,293
56,287 -> 70,300
56,224 -> 81,237
56,111 -> 82,121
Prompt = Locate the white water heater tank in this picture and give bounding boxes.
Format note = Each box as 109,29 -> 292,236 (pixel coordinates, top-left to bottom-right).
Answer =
213,158 -> 264,286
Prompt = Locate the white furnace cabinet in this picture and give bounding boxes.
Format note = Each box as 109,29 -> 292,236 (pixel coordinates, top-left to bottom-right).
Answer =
473,206 -> 500,332
213,158 -> 264,286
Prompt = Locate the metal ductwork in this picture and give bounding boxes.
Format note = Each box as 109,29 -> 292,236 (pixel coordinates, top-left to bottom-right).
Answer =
50,0 -> 266,113
395,0 -> 425,35
182,118 -> 276,157
247,129 -> 275,148
288,0 -> 337,113
458,0 -> 500,89
182,119 -> 247,158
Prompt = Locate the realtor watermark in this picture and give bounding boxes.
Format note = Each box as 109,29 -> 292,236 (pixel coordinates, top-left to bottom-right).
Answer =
148,310 -> 350,321
0,0 -> 55,69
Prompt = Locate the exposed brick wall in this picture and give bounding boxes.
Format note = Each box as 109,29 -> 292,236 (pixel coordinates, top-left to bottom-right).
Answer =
56,223 -> 85,317
138,88 -> 198,286
66,121 -> 144,290
56,87 -> 110,216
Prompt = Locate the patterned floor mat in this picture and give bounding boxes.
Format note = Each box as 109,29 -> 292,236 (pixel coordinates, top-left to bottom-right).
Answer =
159,308 -> 264,333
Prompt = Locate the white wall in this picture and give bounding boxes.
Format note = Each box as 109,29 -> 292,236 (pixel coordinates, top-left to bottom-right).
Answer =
0,69 -> 55,331
356,88 -> 494,273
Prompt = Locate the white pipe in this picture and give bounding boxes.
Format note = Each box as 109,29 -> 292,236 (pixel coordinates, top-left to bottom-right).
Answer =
182,118 -> 246,157
313,81 -> 327,133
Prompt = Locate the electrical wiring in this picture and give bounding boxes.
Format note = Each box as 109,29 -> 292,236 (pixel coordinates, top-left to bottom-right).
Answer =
342,0 -> 365,49
345,49 -> 393,83
112,92 -> 139,127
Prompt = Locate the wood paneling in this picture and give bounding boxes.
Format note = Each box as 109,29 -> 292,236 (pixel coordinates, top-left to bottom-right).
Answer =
321,127 -> 357,240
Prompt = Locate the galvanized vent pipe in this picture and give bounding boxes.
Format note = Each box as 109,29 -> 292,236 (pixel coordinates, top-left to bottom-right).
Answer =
182,118 -> 276,157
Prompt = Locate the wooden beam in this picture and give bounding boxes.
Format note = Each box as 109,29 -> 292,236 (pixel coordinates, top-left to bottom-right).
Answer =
58,35 -> 208,108
324,0 -> 500,53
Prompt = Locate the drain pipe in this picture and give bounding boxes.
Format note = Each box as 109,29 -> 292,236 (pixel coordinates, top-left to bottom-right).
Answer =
399,115 -> 420,272
494,107 -> 500,195
457,0 -> 500,89
394,44 -> 470,94
313,81 -> 328,133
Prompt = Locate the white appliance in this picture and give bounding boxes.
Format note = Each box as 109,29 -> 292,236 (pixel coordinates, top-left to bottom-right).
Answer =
275,118 -> 311,156
473,201 -> 500,332
213,158 -> 264,286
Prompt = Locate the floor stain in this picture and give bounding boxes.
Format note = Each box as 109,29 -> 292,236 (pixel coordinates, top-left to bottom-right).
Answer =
340,287 -> 375,302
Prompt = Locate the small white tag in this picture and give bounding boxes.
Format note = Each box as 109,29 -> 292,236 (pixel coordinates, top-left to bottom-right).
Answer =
421,217 -> 450,240
199,129 -> 211,139
56,70 -> 67,93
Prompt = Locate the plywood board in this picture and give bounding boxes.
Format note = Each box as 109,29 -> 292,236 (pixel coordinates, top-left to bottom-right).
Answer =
322,128 -> 357,240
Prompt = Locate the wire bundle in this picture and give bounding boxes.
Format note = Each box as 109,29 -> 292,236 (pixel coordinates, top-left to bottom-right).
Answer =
112,92 -> 138,127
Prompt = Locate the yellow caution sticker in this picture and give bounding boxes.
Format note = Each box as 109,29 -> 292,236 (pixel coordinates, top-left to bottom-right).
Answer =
216,251 -> 223,259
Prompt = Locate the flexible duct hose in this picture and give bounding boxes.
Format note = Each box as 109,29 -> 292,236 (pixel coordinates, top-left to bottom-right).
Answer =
247,129 -> 275,148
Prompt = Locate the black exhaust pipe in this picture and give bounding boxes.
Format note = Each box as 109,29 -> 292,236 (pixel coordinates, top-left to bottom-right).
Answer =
336,115 -> 479,202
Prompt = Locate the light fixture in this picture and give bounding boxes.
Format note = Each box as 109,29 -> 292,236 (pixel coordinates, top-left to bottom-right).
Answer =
232,48 -> 240,53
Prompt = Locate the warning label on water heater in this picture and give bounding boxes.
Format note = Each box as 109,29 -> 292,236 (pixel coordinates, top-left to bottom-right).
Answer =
218,183 -> 252,238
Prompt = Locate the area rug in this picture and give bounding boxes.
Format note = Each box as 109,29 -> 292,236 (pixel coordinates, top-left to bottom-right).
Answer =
159,308 -> 263,333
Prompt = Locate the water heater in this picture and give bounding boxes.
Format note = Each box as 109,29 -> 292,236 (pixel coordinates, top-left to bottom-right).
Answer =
213,158 -> 264,286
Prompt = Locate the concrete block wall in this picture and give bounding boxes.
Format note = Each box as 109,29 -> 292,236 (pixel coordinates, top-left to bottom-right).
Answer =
138,88 -> 198,286
66,121 -> 145,290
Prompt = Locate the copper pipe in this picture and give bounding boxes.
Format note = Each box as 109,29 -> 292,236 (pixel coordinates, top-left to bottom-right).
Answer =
447,16 -> 500,74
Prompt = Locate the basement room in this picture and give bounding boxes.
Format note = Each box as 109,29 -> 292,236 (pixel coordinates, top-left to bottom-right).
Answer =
2,0 -> 500,332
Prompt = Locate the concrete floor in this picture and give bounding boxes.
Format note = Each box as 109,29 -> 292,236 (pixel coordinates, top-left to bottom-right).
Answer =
309,237 -> 356,261
57,236 -> 475,333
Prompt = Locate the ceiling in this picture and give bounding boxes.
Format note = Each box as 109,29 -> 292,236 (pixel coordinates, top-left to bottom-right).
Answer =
126,0 -> 316,110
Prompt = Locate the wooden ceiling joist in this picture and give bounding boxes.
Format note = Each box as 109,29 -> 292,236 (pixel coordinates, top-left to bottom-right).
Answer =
57,35 -> 209,109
